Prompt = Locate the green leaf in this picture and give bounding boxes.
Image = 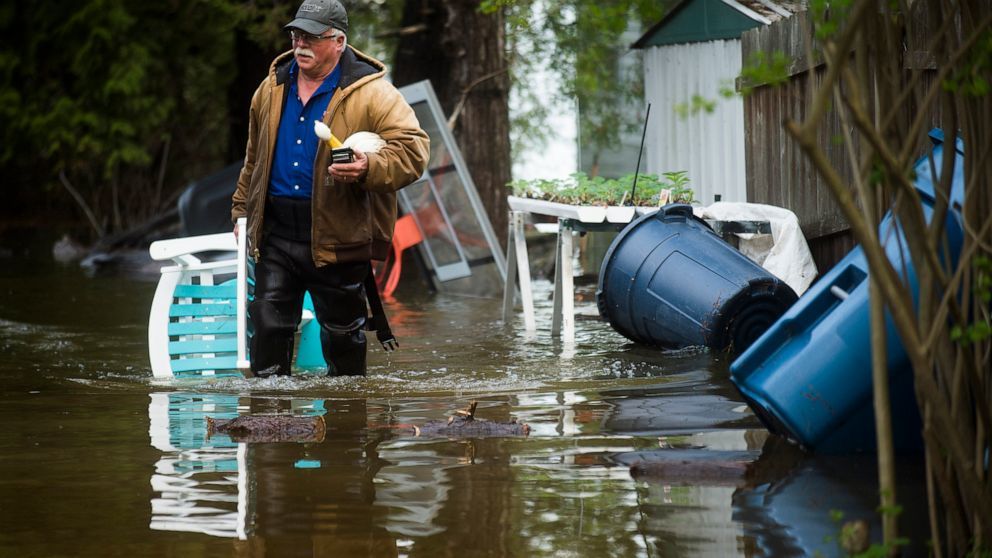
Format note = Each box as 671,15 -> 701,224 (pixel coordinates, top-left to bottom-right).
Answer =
951,325 -> 965,343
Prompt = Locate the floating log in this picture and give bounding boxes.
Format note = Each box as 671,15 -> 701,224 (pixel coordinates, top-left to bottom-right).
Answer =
413,401 -> 530,438
206,415 -> 326,443
415,416 -> 531,438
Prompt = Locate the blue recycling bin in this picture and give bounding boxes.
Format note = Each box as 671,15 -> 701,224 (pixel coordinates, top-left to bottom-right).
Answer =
596,204 -> 798,353
731,129 -> 966,452
295,292 -> 326,368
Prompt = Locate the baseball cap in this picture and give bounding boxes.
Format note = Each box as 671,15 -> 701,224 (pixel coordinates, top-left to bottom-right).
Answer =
284,0 -> 349,35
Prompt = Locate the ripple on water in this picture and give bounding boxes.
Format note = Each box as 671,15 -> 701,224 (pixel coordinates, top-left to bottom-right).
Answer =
141,367 -> 550,398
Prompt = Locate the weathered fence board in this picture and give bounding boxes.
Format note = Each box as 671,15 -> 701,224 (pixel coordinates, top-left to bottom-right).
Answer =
741,9 -> 941,271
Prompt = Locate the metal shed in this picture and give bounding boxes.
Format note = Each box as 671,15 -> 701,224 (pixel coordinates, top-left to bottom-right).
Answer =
631,0 -> 798,205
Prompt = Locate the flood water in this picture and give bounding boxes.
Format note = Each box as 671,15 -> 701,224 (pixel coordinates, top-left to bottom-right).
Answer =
0,233 -> 930,557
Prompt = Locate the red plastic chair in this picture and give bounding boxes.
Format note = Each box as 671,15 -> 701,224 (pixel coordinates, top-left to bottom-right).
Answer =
376,214 -> 424,297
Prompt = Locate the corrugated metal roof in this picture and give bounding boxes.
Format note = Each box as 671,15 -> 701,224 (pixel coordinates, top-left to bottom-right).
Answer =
631,0 -> 801,49
736,0 -> 802,22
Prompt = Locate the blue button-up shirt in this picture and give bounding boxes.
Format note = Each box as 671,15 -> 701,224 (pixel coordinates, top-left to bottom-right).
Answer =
269,61 -> 342,199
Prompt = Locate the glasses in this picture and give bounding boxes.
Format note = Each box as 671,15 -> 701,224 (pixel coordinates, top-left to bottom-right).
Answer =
289,29 -> 339,44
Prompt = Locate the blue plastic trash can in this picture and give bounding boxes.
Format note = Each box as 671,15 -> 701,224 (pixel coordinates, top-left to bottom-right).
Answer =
730,129 -> 965,452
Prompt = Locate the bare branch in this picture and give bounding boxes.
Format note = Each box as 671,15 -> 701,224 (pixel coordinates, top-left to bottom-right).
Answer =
837,65 -> 954,291
374,23 -> 428,39
59,170 -> 104,237
446,67 -> 510,130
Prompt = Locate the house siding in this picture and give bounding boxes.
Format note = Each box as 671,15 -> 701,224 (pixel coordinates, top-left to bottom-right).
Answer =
644,39 -> 747,204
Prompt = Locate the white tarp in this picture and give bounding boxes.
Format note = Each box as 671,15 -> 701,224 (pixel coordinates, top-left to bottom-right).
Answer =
694,202 -> 818,295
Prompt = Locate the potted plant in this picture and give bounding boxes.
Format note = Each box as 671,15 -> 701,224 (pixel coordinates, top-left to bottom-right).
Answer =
507,171 -> 695,223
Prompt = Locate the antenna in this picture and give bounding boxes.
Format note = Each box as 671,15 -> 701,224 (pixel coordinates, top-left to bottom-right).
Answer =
628,103 -> 651,206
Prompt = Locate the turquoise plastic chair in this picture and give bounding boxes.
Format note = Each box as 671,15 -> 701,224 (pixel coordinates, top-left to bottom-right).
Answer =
148,218 -> 325,378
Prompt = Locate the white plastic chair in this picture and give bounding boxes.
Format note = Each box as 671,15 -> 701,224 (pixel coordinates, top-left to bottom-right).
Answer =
148,217 -> 328,378
147,218 -> 251,378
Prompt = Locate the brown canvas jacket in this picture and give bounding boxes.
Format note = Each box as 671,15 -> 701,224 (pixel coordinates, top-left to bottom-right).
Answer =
231,47 -> 429,265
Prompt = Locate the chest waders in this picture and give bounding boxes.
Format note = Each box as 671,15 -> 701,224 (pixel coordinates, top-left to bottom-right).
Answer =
249,196 -> 395,377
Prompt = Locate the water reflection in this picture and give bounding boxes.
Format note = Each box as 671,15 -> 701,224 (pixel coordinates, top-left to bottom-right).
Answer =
140,386 -> 883,555
733,450 -> 929,557
0,243 -> 933,557
147,393 -> 330,541
148,393 -> 249,539
622,430 -> 769,556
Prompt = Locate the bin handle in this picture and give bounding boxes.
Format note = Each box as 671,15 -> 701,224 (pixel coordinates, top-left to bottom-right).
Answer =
662,204 -> 694,219
830,286 -> 850,300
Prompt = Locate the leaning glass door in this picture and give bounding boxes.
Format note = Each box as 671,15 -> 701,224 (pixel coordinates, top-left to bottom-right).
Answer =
398,174 -> 471,282
399,81 -> 506,296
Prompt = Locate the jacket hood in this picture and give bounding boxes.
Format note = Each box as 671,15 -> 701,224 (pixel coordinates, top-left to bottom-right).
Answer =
267,46 -> 385,90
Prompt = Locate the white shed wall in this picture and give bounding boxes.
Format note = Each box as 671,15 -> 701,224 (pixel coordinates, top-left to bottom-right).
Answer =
643,39 -> 747,204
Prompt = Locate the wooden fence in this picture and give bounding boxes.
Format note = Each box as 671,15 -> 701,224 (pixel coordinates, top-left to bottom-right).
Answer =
740,9 -> 940,272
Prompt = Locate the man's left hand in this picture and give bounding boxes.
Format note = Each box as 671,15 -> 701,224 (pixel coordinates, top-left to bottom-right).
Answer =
329,148 -> 368,184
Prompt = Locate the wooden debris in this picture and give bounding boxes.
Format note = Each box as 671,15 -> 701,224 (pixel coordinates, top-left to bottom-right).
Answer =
453,401 -> 478,418
206,415 -> 326,443
415,416 -> 530,438
414,401 -> 530,438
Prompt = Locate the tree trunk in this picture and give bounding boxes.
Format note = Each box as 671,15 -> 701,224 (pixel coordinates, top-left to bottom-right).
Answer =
392,0 -> 512,248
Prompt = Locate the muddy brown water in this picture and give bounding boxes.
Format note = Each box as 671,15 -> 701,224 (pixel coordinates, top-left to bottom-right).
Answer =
0,238 -> 930,557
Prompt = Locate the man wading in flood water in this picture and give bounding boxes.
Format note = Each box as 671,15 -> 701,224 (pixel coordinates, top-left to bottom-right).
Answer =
231,0 -> 429,378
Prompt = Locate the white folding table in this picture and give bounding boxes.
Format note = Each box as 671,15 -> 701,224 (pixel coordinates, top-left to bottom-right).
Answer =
500,196 -> 656,342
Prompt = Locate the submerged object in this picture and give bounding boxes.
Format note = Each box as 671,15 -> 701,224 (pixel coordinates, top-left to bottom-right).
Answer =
731,129 -> 965,453
412,402 -> 530,438
629,456 -> 752,486
206,415 -> 326,443
414,417 -> 530,438
626,434 -> 807,487
597,204 -> 797,353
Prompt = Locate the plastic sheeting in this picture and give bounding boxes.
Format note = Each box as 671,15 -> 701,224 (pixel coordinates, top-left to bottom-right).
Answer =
694,202 -> 817,295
